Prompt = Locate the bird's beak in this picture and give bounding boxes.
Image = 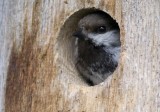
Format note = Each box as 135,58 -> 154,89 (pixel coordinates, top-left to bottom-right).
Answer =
72,31 -> 81,37
73,29 -> 84,39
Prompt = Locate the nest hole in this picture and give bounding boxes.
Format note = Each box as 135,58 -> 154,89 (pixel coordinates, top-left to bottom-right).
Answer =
56,8 -> 121,86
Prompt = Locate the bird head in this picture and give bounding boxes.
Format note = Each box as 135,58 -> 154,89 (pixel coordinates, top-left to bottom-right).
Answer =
73,12 -> 120,48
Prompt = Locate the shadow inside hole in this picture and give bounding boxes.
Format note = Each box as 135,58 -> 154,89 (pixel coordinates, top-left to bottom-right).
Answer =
56,8 -> 120,86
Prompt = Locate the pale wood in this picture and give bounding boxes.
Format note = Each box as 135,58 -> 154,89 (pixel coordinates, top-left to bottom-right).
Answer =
0,0 -> 160,112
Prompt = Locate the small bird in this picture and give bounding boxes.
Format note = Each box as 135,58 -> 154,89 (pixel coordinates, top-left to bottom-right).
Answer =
73,11 -> 121,86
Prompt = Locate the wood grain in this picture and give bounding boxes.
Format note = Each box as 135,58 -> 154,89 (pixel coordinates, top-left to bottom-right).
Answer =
0,0 -> 159,112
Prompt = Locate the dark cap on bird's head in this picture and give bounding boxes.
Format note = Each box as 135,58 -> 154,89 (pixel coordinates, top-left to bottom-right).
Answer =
73,11 -> 119,40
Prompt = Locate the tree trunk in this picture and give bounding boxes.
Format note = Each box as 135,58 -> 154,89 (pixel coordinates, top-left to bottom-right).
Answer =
0,0 -> 160,112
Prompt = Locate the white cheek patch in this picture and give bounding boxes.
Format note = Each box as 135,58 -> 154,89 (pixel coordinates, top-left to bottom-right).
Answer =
88,30 -> 120,47
108,47 -> 121,64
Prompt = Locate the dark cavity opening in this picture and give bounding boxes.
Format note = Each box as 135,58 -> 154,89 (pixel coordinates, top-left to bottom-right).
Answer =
56,8 -> 121,86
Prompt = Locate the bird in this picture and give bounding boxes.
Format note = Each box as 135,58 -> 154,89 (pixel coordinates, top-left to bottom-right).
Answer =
73,11 -> 121,86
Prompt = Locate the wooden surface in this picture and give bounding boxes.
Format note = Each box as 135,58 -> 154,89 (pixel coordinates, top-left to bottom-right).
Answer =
0,0 -> 160,112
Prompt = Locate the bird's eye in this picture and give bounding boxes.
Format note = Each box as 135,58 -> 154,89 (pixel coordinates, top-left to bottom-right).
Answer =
97,26 -> 106,33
